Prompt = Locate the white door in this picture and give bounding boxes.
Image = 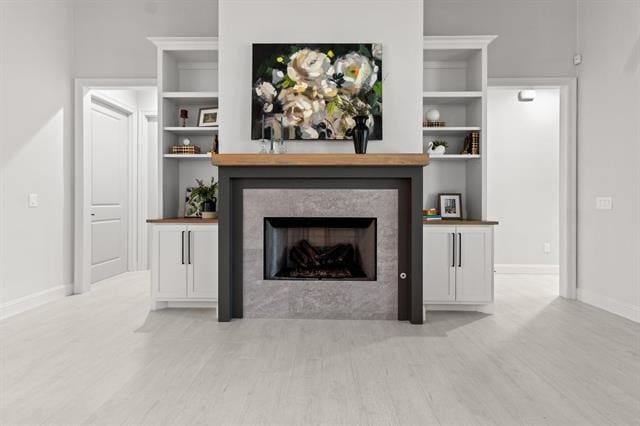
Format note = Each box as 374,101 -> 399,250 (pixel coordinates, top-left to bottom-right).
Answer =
423,226 -> 456,302
90,98 -> 130,283
153,225 -> 187,299
187,225 -> 218,299
456,226 -> 493,302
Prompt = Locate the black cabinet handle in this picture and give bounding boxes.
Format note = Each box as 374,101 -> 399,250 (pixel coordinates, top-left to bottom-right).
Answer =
188,231 -> 192,265
181,231 -> 185,264
458,233 -> 462,267
452,232 -> 456,267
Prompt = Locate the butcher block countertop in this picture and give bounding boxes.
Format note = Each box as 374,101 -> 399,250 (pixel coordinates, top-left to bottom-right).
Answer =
146,217 -> 218,224
423,219 -> 499,225
211,153 -> 429,167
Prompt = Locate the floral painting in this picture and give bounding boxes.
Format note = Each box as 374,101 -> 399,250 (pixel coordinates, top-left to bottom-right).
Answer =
251,43 -> 382,140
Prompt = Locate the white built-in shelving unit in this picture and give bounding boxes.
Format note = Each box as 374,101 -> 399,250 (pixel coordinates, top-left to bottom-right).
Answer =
422,36 -> 496,219
149,37 -> 219,217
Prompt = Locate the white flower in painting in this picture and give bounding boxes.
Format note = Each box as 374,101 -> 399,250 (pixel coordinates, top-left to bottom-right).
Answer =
255,81 -> 277,103
333,52 -> 378,95
327,108 -> 374,139
272,69 -> 284,84
327,109 -> 355,139
278,88 -> 314,128
372,43 -> 382,60
262,103 -> 273,113
300,126 -> 319,139
287,48 -> 332,87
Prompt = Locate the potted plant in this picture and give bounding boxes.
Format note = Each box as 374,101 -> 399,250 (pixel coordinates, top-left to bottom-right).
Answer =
190,177 -> 218,219
336,94 -> 373,154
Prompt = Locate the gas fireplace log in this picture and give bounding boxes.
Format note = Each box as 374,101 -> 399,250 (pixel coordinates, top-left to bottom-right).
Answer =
289,246 -> 310,268
299,240 -> 321,266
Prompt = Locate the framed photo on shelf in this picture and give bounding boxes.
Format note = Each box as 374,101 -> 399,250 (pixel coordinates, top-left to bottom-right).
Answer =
438,193 -> 462,219
198,107 -> 218,127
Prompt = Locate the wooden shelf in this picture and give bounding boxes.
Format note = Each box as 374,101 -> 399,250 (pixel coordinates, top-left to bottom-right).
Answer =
428,154 -> 480,160
211,153 -> 429,167
163,154 -> 211,159
423,219 -> 498,225
147,217 -> 218,224
422,127 -> 480,135
164,126 -> 218,135
162,92 -> 218,104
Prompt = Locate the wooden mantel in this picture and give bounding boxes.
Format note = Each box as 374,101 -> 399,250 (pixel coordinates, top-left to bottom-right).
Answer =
211,153 -> 429,167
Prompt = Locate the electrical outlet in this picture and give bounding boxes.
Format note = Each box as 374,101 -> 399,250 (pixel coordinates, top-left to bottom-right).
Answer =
573,53 -> 583,65
543,243 -> 551,254
596,197 -> 612,210
28,193 -> 39,208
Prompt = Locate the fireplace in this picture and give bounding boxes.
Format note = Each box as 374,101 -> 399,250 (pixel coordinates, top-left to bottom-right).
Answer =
264,217 -> 377,281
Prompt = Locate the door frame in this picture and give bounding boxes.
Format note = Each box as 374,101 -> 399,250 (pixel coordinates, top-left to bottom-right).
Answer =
138,110 -> 158,270
74,78 -> 156,294
488,77 -> 578,299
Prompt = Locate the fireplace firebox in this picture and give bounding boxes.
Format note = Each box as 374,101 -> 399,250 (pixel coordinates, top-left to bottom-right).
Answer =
264,217 -> 377,281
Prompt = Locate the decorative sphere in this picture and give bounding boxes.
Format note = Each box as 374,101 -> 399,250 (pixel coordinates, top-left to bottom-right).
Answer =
426,108 -> 440,122
182,138 -> 191,146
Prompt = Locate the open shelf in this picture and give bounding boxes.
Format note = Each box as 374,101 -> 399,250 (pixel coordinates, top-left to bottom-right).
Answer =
164,126 -> 218,135
422,126 -> 480,135
163,154 -> 212,159
428,154 -> 481,160
162,92 -> 218,103
423,91 -> 482,100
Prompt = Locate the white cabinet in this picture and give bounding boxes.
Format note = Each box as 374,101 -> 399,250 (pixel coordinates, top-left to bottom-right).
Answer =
187,225 -> 218,299
423,225 -> 493,304
151,223 -> 218,308
423,226 -> 456,301
455,226 -> 492,302
155,225 -> 188,299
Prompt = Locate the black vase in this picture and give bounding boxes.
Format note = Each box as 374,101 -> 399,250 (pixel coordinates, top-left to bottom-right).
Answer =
352,115 -> 369,154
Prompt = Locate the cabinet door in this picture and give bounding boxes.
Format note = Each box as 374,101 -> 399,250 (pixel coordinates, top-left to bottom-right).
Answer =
153,225 -> 187,299
456,226 -> 493,302
423,226 -> 457,302
187,225 -> 218,299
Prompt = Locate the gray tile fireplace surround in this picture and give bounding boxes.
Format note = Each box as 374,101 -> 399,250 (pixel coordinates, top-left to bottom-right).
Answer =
243,189 -> 398,319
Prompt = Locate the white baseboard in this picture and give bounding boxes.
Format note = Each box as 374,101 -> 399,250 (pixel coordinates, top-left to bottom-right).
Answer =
577,288 -> 640,323
0,284 -> 73,320
495,264 -> 559,274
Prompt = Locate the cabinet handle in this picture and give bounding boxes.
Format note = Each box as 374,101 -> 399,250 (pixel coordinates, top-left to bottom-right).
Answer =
181,231 -> 185,265
188,231 -> 192,265
451,232 -> 456,267
458,233 -> 462,267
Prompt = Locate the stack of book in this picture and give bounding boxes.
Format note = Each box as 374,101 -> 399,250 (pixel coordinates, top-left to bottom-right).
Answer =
422,210 -> 442,221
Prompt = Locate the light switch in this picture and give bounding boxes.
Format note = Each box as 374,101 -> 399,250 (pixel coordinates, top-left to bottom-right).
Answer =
595,197 -> 612,210
28,193 -> 39,208
543,243 -> 551,254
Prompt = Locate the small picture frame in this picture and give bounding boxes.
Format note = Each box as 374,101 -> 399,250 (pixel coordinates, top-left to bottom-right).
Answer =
198,107 -> 218,127
438,193 -> 463,219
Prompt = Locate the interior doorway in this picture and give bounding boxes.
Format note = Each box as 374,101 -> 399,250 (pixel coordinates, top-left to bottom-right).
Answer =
488,78 -> 577,299
74,80 -> 158,293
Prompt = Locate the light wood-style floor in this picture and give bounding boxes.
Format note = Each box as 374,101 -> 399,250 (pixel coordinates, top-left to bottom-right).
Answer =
1,272 -> 639,425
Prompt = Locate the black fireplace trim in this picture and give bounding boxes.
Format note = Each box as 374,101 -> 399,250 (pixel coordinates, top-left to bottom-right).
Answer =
217,166 -> 424,324
263,216 -> 378,281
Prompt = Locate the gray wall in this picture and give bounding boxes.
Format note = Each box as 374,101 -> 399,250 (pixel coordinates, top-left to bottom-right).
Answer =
424,0 -> 577,78
575,0 -> 640,318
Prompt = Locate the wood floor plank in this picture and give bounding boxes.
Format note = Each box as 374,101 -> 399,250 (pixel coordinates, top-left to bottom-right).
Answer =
1,272 -> 638,425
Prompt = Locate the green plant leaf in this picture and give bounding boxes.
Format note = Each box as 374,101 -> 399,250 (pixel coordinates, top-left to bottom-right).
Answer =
373,80 -> 382,97
358,45 -> 371,58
